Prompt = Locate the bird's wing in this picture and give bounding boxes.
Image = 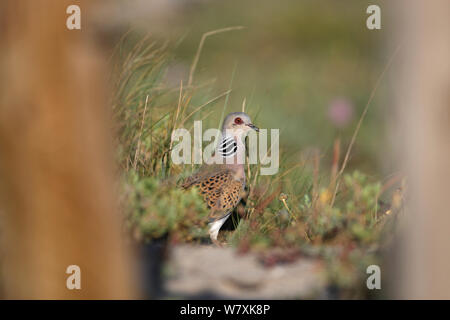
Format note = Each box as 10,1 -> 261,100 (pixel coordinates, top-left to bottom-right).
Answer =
180,164 -> 224,189
182,167 -> 244,221
209,178 -> 244,221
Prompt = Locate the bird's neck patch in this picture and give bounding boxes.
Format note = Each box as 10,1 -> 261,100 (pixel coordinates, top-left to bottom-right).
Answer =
218,135 -> 238,158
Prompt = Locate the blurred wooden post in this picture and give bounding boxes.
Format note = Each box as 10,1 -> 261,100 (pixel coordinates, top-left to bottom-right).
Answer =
0,1 -> 138,298
393,0 -> 450,299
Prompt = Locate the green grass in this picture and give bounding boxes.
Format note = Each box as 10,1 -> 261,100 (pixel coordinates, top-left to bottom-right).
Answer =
112,32 -> 400,298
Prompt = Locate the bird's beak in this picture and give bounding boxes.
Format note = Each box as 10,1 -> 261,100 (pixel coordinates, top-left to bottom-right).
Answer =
246,123 -> 259,132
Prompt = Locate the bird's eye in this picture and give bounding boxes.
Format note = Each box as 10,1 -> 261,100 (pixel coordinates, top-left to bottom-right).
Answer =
234,117 -> 243,125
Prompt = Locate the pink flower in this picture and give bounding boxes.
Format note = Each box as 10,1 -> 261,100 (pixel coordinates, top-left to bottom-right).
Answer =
327,98 -> 354,128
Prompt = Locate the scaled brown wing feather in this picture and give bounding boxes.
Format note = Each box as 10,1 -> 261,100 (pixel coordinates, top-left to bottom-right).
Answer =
181,169 -> 243,221
209,179 -> 243,221
180,164 -> 225,189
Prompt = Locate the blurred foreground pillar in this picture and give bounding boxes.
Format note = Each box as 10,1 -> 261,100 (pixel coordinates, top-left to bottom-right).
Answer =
394,0 -> 450,299
0,1 -> 138,298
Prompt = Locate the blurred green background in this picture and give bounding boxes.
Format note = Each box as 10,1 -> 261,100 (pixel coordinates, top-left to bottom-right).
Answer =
121,0 -> 390,176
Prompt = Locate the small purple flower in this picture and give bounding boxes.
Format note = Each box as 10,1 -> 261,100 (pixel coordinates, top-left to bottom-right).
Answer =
327,97 -> 354,128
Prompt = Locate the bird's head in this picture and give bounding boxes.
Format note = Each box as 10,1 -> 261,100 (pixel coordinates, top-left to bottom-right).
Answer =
221,112 -> 259,138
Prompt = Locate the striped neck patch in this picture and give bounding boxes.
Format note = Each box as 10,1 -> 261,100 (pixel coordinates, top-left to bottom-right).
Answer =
218,136 -> 238,158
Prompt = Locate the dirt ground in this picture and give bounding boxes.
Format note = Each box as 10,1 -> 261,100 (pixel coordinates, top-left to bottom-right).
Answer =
163,245 -> 326,299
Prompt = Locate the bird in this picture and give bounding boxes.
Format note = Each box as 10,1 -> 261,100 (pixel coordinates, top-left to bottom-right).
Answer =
181,112 -> 259,245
